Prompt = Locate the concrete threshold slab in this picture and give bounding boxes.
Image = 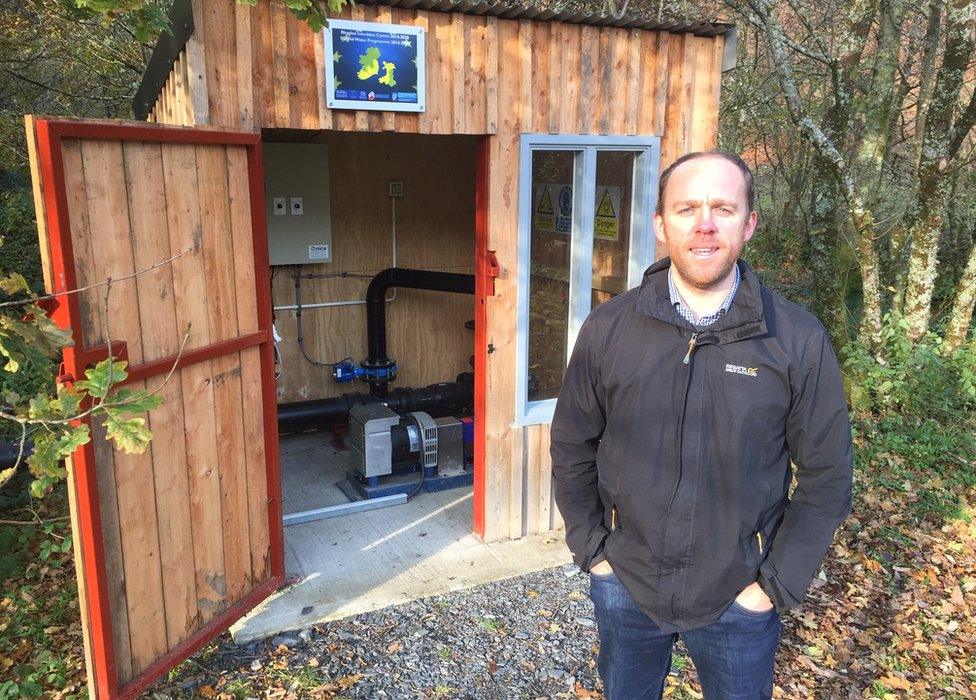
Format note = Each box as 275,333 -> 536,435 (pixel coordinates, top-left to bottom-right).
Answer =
231,486 -> 571,643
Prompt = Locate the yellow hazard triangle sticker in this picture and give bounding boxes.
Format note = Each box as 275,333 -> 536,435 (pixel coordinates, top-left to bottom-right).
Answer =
596,189 -> 616,218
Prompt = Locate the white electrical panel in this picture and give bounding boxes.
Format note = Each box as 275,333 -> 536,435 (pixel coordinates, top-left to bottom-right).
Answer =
264,143 -> 333,265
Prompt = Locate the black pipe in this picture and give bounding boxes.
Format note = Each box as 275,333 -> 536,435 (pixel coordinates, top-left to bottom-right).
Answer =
366,268 -> 475,397
277,373 -> 473,434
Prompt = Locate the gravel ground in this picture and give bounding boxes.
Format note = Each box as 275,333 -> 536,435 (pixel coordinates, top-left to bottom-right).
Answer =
156,564 -> 621,699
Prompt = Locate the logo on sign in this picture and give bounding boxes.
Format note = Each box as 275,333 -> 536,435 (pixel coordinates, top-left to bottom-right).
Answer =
558,186 -> 573,217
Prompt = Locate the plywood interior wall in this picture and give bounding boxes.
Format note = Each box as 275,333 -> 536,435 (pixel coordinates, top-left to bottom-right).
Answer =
269,130 -> 477,403
147,0 -> 727,542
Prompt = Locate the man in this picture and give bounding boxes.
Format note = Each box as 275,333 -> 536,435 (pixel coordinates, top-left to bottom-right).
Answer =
550,151 -> 852,699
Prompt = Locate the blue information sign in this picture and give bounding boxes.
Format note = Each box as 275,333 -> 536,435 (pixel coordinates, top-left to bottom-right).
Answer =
324,19 -> 426,113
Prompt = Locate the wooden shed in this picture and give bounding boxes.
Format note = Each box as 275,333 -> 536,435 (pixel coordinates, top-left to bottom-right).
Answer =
26,0 -> 734,696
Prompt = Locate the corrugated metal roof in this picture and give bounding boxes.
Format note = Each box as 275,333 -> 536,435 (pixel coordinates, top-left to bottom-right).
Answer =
357,0 -> 734,36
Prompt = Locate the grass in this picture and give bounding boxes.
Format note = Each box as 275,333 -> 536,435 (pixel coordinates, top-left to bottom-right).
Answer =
477,616 -> 503,632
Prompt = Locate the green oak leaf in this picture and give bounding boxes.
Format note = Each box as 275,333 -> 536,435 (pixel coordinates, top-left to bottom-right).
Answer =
26,431 -> 59,477
77,359 -> 129,399
28,394 -> 55,421
56,424 -> 90,457
104,410 -> 153,454
29,310 -> 74,355
0,333 -> 20,372
50,384 -> 84,418
0,272 -> 30,296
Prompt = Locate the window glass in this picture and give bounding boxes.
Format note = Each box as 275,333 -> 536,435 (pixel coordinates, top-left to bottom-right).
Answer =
527,150 -> 575,401
591,151 -> 635,307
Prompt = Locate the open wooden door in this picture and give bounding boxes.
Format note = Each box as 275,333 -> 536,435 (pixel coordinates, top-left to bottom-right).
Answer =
25,117 -> 284,699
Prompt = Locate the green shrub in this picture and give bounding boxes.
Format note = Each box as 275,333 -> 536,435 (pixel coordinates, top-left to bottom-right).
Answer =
0,346 -> 54,443
1,182 -> 53,443
0,185 -> 44,297
845,313 -> 976,523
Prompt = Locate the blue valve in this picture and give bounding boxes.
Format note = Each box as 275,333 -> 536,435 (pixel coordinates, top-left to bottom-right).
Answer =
333,360 -> 365,383
333,359 -> 398,384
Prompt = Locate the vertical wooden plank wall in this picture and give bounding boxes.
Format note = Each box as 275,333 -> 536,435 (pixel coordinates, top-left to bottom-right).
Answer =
50,137 -> 273,685
147,0 -> 727,542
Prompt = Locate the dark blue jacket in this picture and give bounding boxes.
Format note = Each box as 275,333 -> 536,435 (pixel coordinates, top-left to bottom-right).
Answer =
550,258 -> 853,633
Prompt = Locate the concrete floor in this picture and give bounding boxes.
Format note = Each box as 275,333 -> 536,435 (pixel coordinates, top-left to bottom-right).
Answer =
230,432 -> 571,643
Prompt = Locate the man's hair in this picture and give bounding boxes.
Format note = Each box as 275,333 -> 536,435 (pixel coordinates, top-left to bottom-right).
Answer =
655,150 -> 755,215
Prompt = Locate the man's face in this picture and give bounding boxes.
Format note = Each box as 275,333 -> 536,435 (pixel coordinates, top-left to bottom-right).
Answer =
653,156 -> 757,292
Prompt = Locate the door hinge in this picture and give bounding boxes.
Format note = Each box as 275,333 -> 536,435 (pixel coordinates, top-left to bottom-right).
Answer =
485,250 -> 500,296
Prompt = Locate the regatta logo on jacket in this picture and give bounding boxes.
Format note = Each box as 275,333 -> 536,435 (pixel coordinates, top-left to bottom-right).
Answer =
725,363 -> 758,377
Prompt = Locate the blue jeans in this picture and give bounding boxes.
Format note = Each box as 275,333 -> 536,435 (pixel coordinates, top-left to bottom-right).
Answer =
589,571 -> 782,700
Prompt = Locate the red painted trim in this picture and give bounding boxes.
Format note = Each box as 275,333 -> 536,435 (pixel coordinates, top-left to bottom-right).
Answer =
34,118 -> 119,698
30,118 -> 283,698
66,334 -> 267,388
117,576 -> 284,700
72,342 -> 129,379
473,137 -> 490,538
246,138 -> 286,579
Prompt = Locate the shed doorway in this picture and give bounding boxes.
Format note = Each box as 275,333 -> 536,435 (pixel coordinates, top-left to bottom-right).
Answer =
233,130 -> 565,642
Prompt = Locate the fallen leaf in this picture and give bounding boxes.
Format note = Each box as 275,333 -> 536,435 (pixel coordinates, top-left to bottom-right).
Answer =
337,673 -> 361,690
574,683 -> 600,699
879,674 -> 912,690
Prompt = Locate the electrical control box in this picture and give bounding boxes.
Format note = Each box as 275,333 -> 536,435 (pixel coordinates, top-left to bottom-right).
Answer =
263,142 -> 333,265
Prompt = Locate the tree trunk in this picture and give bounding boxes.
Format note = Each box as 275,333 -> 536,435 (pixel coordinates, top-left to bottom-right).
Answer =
849,198 -> 884,351
806,154 -> 850,351
901,176 -> 949,341
944,240 -> 976,352
901,0 -> 976,342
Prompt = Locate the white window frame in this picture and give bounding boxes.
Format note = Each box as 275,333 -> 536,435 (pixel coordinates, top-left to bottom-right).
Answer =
515,134 -> 661,426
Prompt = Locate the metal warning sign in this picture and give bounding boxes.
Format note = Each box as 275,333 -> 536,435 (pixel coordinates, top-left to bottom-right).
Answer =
533,183 -> 573,234
532,184 -> 622,239
594,186 -> 621,241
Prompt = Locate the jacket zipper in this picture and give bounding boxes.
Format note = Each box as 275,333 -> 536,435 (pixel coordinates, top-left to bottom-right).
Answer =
682,332 -> 699,365
611,505 -> 618,530
667,333 -> 698,511
756,531 -> 764,556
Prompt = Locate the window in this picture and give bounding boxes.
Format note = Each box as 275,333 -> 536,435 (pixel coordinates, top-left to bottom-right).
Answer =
516,135 -> 660,425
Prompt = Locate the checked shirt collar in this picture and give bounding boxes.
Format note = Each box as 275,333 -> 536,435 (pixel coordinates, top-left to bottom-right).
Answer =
667,263 -> 741,329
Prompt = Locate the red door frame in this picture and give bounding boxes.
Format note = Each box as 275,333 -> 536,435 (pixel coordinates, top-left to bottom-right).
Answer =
473,136 -> 494,539
31,118 -> 285,699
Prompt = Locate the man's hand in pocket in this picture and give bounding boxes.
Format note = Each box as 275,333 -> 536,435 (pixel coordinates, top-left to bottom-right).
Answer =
590,560 -> 614,576
734,581 -> 774,612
